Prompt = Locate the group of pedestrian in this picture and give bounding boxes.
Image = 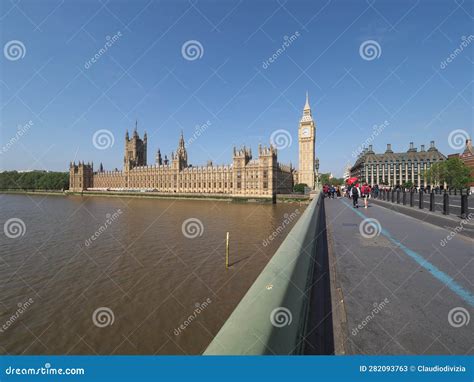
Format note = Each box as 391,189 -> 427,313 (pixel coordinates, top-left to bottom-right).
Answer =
348,183 -> 371,208
323,184 -> 342,199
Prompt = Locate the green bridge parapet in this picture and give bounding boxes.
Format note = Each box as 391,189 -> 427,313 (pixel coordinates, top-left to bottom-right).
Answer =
204,191 -> 328,355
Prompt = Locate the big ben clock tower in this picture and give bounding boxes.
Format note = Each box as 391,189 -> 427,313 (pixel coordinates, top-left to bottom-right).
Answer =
298,92 -> 316,188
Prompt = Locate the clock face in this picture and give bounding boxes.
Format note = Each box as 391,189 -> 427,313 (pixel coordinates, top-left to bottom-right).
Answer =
302,128 -> 310,137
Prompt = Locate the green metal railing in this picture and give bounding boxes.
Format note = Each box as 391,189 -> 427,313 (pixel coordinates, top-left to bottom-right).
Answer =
204,191 -> 325,355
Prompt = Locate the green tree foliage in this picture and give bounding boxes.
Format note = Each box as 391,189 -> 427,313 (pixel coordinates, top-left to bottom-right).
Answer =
293,183 -> 308,193
319,173 -> 331,185
424,157 -> 472,189
0,171 -> 69,190
401,181 -> 413,189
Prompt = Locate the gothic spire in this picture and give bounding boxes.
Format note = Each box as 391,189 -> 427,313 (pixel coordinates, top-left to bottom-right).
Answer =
302,91 -> 312,120
304,91 -> 310,110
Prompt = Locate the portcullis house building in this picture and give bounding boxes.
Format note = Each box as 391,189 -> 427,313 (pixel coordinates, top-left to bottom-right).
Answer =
350,141 -> 446,188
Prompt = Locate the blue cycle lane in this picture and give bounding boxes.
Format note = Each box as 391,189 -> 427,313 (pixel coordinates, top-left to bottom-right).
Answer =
325,197 -> 473,355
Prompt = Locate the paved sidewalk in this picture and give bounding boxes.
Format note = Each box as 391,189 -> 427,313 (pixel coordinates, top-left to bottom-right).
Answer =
325,197 -> 474,355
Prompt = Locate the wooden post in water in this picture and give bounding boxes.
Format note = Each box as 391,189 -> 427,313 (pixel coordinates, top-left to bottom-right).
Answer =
226,232 -> 230,269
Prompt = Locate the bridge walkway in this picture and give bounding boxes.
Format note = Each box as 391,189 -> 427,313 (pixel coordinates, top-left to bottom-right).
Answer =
325,197 -> 473,355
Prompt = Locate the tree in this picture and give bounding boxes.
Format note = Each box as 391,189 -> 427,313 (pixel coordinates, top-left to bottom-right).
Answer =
424,157 -> 472,189
319,173 -> 331,185
401,181 -> 413,189
293,183 -> 308,193
0,171 -> 69,190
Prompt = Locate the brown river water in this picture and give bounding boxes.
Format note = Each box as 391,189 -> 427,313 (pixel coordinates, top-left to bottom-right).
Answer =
0,194 -> 304,354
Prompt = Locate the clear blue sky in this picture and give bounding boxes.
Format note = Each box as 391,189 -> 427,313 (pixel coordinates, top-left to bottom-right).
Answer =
1,0 -> 472,176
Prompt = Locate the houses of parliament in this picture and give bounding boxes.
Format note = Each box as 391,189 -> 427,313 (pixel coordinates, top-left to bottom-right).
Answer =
69,94 -> 317,197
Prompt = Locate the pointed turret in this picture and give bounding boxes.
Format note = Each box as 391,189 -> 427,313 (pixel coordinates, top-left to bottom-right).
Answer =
301,91 -> 312,121
156,149 -> 162,165
125,130 -> 129,140
133,120 -> 138,138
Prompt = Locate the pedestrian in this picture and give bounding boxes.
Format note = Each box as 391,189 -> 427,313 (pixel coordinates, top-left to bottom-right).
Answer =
350,183 -> 360,208
361,183 -> 371,208
323,184 -> 329,198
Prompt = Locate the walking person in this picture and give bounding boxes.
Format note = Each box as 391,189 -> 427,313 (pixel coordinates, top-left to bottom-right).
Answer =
361,183 -> 371,208
350,183 -> 360,208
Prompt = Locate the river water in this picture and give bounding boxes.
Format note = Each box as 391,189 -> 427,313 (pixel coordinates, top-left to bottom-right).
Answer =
0,194 -> 304,354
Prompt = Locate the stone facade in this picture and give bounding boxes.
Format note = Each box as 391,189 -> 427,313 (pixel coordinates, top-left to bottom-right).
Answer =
298,92 -> 316,188
69,130 -> 295,197
350,141 -> 446,187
